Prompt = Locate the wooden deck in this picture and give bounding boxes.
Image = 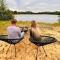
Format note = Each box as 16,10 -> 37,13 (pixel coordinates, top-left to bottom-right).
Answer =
0,28 -> 60,60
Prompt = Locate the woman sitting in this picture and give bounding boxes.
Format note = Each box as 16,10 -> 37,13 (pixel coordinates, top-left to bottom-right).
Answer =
30,21 -> 56,45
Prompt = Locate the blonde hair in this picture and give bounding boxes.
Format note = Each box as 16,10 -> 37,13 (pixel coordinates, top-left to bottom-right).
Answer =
31,21 -> 36,28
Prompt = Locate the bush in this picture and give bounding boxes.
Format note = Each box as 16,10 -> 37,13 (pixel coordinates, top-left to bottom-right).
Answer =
0,10 -> 14,20
0,0 -> 14,20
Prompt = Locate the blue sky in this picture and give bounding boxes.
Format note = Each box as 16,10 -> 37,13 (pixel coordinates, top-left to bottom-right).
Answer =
6,0 -> 60,12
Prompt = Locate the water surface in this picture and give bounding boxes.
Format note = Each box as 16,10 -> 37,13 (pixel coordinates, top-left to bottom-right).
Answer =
14,14 -> 59,23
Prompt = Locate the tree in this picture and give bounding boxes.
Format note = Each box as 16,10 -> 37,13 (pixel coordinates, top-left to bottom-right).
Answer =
14,11 -> 17,14
0,0 -> 14,20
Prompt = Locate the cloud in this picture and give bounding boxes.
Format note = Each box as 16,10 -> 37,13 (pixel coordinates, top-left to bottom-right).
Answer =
6,0 -> 18,11
5,0 -> 60,12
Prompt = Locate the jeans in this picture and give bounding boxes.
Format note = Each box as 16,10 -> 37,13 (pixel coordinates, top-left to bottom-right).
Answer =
20,32 -> 24,38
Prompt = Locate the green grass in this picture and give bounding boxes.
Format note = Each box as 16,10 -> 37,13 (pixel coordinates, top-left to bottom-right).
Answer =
52,22 -> 60,26
0,21 -> 31,27
38,22 -> 60,27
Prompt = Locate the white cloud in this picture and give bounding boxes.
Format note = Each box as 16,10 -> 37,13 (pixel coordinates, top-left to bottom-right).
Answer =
5,0 -> 60,12
6,0 -> 18,11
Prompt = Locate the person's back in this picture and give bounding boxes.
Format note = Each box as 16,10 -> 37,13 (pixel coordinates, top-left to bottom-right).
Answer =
30,21 -> 42,38
30,21 -> 57,44
7,19 -> 22,39
7,25 -> 21,39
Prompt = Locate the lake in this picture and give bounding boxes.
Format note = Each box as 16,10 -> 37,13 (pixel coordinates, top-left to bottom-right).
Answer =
14,14 -> 59,23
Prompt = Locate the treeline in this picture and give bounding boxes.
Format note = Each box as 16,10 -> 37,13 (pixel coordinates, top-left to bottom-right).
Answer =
13,11 -> 60,15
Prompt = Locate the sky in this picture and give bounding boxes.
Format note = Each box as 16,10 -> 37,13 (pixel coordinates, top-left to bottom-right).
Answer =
5,0 -> 60,12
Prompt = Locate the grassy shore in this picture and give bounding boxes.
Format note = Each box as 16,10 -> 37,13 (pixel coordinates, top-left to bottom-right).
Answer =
0,20 -> 60,34
0,21 -> 31,34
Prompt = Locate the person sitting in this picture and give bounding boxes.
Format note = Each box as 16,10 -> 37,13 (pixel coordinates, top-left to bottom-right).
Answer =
30,20 -> 56,45
7,19 -> 24,39
30,20 -> 42,38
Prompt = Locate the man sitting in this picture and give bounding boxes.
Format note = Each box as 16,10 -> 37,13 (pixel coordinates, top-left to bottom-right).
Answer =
7,19 -> 24,39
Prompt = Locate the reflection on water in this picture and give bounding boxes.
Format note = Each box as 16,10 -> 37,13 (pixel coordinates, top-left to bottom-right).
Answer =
14,14 -> 59,23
